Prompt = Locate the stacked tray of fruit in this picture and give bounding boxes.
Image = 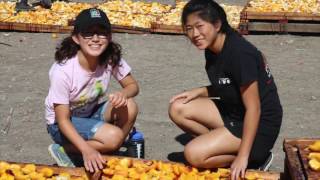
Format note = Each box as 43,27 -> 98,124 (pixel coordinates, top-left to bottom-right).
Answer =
307,140 -> 320,172
101,156 -> 280,180
246,0 -> 320,14
0,161 -> 89,180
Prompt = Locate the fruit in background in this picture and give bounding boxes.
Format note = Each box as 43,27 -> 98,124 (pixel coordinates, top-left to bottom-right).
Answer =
308,152 -> 320,162
309,159 -> 320,171
247,0 -> 320,14
309,140 -> 320,152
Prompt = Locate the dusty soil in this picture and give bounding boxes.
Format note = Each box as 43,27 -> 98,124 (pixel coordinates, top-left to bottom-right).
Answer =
0,0 -> 319,174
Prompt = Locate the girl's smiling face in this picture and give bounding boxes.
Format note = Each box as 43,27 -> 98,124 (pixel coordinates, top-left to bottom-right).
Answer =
184,12 -> 221,50
72,25 -> 110,58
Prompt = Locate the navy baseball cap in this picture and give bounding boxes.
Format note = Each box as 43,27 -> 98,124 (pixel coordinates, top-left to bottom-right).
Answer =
74,8 -> 111,33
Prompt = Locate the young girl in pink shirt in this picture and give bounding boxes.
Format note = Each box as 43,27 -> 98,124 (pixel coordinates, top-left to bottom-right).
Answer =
45,8 -> 139,172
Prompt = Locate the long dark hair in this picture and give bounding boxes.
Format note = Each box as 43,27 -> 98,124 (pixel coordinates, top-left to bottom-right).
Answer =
181,0 -> 233,34
55,32 -> 122,67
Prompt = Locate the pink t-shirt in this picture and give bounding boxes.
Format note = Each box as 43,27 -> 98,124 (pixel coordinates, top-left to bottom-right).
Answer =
45,55 -> 131,124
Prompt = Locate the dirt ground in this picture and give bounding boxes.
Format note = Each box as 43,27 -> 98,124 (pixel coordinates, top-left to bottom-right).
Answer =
0,0 -> 320,174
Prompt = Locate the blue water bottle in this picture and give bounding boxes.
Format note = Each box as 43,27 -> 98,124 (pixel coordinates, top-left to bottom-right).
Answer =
127,127 -> 145,159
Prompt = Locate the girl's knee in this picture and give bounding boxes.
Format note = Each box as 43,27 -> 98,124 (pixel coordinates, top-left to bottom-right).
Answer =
108,139 -> 123,151
102,127 -> 124,151
127,98 -> 138,116
168,100 -> 186,121
184,144 -> 205,167
169,100 -> 184,113
114,98 -> 138,124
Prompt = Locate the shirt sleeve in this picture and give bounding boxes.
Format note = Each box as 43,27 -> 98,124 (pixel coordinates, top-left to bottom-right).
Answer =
48,65 -> 70,105
112,58 -> 132,81
230,51 -> 259,86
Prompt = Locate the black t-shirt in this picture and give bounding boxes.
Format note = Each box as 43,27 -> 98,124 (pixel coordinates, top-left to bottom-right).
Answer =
205,31 -> 282,126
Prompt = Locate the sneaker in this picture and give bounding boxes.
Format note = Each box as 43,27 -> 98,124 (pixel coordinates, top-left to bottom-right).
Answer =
259,152 -> 274,171
15,1 -> 35,12
48,144 -> 75,167
40,0 -> 52,9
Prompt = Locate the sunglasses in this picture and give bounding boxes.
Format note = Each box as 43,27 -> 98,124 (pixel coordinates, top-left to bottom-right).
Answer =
80,31 -> 109,39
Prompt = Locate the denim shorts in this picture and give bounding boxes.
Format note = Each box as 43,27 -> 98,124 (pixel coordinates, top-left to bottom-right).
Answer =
47,102 -> 108,145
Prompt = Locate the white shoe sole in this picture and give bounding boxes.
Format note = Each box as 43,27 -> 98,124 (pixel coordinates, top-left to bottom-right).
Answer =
48,144 -> 71,167
260,153 -> 274,171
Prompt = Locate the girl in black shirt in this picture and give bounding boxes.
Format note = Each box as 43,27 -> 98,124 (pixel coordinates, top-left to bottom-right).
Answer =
168,0 -> 282,179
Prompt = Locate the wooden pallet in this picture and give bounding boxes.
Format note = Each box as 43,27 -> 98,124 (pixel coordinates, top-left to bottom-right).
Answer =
239,1 -> 320,34
283,138 -> 320,180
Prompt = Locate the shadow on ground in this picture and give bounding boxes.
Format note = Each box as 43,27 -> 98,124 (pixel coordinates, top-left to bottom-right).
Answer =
167,133 -> 193,164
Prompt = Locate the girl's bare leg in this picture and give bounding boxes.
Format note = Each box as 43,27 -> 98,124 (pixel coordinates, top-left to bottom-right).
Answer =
169,97 -> 241,168
104,98 -> 138,139
168,97 -> 224,135
64,123 -> 124,153
64,98 -> 138,154
184,127 -> 241,168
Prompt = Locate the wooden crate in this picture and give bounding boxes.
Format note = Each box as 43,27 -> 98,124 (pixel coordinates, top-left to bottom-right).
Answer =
101,155 -> 281,180
0,21 -> 151,34
111,24 -> 150,34
0,20 -> 187,35
239,1 -> 320,34
150,23 -> 184,34
0,1 -> 180,34
0,22 -> 73,33
283,138 -> 320,180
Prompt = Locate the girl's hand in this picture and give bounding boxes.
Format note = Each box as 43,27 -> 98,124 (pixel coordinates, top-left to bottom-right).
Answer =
169,89 -> 200,104
230,155 -> 248,180
109,92 -> 128,108
82,145 -> 105,173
